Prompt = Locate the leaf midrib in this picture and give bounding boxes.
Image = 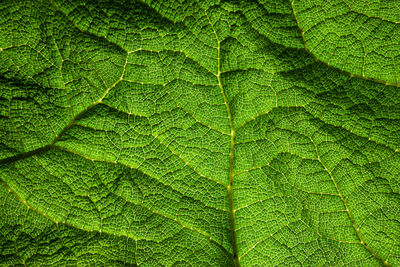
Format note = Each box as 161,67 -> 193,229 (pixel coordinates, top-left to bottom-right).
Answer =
203,9 -> 240,266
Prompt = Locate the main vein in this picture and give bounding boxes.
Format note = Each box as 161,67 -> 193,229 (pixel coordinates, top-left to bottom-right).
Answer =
203,11 -> 240,266
220,51 -> 239,267
218,37 -> 240,267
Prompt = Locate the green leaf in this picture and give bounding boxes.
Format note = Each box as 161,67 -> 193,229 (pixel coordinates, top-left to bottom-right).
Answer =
1,0 -> 399,266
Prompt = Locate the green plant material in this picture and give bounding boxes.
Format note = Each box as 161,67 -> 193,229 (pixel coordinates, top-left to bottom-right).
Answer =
1,0 -> 400,266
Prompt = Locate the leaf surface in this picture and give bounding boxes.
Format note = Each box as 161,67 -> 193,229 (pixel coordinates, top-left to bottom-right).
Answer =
1,0 -> 400,266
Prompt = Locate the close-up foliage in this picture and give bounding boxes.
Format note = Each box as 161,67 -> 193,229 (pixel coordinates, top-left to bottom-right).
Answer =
1,0 -> 400,266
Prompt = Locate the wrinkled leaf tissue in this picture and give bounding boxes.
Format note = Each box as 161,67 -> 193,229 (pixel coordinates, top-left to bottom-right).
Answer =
0,0 -> 400,266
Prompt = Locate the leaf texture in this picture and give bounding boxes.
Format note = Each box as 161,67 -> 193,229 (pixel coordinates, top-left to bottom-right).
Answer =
0,0 -> 400,266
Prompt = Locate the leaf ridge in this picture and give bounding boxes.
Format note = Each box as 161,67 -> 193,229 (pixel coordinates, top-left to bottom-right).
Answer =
1,154 -> 233,260
52,145 -> 229,214
310,134 -> 390,266
290,0 -> 400,89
